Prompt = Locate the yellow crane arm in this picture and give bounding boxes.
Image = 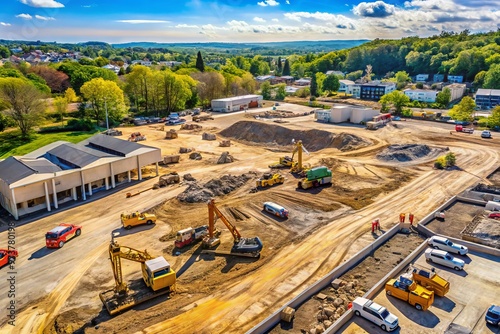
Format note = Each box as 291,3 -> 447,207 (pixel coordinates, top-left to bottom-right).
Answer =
208,199 -> 242,243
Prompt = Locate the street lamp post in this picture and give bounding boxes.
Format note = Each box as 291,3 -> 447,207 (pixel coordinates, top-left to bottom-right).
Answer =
104,99 -> 109,131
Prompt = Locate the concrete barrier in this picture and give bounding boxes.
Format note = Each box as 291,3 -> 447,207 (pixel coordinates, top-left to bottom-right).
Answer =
247,223 -> 402,334
325,240 -> 429,333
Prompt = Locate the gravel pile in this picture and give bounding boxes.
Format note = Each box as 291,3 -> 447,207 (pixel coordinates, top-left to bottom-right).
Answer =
377,144 -> 432,162
177,174 -> 251,203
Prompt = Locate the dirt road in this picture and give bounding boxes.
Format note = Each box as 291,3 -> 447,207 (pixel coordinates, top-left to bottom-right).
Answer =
0,111 -> 498,334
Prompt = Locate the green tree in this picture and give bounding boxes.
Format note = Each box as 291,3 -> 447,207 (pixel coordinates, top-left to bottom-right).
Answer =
484,64 -> 500,89
415,82 -> 424,89
445,152 -> 456,167
80,78 -> 126,125
345,70 -> 363,81
282,59 -> 291,76
0,46 -> 11,58
276,84 -> 286,101
322,74 -> 340,95
310,73 -> 318,98
277,56 -> 282,75
53,96 -> 68,126
65,87 -> 77,103
379,91 -> 410,115
448,96 -> 475,121
196,51 -> 205,72
436,88 -> 451,106
0,78 -> 46,138
395,70 -> 411,83
260,81 -> 271,100
94,56 -> 109,67
473,71 -> 487,88
192,71 -> 225,107
487,105 -> 500,128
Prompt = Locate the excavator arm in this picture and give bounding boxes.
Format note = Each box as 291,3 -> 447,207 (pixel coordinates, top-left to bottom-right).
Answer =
208,199 -> 242,242
109,239 -> 154,294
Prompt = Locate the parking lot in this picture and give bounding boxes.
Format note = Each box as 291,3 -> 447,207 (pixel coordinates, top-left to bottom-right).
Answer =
339,248 -> 500,333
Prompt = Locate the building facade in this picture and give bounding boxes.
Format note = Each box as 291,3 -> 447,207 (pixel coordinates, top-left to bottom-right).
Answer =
0,134 -> 161,220
404,89 -> 438,103
445,84 -> 466,102
475,89 -> 500,110
359,82 -> 396,100
315,105 -> 380,124
447,75 -> 464,83
338,80 -> 354,93
211,94 -> 263,112
416,74 -> 429,82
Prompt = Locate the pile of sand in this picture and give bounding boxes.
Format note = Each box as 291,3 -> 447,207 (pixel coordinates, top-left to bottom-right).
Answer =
177,174 -> 252,203
219,121 -> 371,152
377,144 -> 435,162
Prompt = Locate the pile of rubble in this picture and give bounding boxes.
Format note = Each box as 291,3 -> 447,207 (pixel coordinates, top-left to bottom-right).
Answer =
202,132 -> 216,141
179,147 -> 193,153
217,151 -> 234,164
308,278 -> 363,334
165,129 -> 178,139
189,152 -> 202,160
177,174 -> 252,203
180,123 -> 202,130
377,144 -> 435,162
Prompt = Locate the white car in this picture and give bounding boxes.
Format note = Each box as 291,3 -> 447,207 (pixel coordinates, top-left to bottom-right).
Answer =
425,249 -> 465,271
481,130 -> 492,138
428,236 -> 468,255
351,297 -> 399,332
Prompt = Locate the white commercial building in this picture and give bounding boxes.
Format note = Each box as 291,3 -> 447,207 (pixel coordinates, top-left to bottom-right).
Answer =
338,80 -> 354,93
0,134 -> 161,220
211,94 -> 263,113
404,89 -> 438,103
445,83 -> 466,101
315,105 -> 380,124
416,74 -> 429,82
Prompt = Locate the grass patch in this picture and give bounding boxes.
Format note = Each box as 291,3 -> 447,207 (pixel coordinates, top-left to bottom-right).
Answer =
0,129 -> 98,159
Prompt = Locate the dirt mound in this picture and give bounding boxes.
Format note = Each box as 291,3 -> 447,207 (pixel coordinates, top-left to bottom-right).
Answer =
177,174 -> 252,203
377,144 -> 433,162
219,121 -> 371,152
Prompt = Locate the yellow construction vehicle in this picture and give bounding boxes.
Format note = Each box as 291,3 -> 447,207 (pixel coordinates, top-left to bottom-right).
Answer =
202,199 -> 263,258
99,235 -> 176,315
269,140 -> 309,174
256,173 -> 285,188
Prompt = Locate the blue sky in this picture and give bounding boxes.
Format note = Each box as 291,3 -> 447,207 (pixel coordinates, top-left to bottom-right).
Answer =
0,0 -> 499,43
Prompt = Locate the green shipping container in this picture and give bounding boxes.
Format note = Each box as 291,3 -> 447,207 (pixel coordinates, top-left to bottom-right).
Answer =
306,166 -> 332,181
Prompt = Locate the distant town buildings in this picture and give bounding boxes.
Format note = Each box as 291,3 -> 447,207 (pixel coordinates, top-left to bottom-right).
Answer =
475,89 -> 500,110
447,75 -> 464,83
211,94 -> 263,112
416,74 -> 429,82
404,89 -> 438,103
346,81 -> 396,100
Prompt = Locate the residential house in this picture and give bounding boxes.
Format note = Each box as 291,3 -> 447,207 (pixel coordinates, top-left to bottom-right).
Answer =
131,59 -> 152,66
102,64 -> 121,74
416,74 -> 429,82
294,78 -> 311,86
433,74 -> 445,82
326,70 -> 344,78
285,86 -> 299,94
447,75 -> 463,83
404,89 -> 438,103
475,89 -> 500,110
255,75 -> 275,83
272,76 -> 294,85
338,80 -> 354,93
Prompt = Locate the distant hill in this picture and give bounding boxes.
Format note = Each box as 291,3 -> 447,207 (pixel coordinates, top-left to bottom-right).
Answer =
111,40 -> 370,52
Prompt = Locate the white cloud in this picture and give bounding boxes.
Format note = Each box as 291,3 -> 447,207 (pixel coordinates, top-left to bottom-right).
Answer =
284,11 -> 353,23
272,18 -> 279,22
0,22 -> 11,26
35,15 -> 55,20
16,13 -> 33,20
257,0 -> 279,7
286,0 -> 290,4
353,1 -> 395,17
19,0 -> 64,8
175,24 -> 199,29
116,20 -> 170,24
253,17 -> 266,22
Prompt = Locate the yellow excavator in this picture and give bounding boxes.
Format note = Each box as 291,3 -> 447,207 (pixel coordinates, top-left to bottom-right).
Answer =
269,139 -> 309,174
99,235 -> 176,315
202,199 -> 263,258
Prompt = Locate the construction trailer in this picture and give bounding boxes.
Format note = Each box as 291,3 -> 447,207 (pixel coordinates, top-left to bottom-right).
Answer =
315,106 -> 380,124
211,94 -> 263,113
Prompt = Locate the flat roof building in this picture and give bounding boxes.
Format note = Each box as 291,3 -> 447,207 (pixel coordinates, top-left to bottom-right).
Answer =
211,94 -> 263,113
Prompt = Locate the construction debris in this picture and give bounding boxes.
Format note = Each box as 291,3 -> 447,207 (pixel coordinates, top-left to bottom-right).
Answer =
217,151 -> 234,164
376,144 -> 440,162
179,147 -> 193,154
165,129 -> 178,139
202,132 -> 216,141
177,174 -> 252,203
219,140 -> 231,147
163,155 -> 180,164
280,307 -> 296,322
158,172 -> 180,186
180,123 -> 202,130
104,129 -> 122,136
128,132 -> 146,142
183,173 -> 196,182
189,152 -> 202,160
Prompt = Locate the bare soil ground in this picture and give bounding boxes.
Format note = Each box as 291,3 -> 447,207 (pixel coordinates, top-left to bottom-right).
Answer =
487,168 -> 500,186
426,201 -> 486,238
0,108 -> 499,334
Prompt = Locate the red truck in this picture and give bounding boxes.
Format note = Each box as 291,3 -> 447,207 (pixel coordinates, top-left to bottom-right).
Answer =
455,125 -> 474,134
0,249 -> 18,268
